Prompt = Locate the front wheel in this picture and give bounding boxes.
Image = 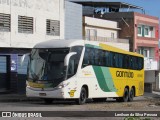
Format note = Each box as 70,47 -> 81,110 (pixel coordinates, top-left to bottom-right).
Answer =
76,87 -> 87,105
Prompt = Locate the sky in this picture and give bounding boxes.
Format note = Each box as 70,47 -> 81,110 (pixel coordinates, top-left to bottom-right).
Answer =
111,0 -> 160,18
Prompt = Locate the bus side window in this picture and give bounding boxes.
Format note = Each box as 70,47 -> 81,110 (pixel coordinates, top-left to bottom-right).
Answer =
99,50 -> 105,66
95,49 -> 101,66
83,47 -> 90,66
88,48 -> 95,65
105,51 -> 110,67
115,53 -> 119,68
138,58 -> 143,70
123,55 -> 129,69
129,56 -> 132,69
68,58 -> 75,75
119,54 -> 123,68
109,52 -> 114,67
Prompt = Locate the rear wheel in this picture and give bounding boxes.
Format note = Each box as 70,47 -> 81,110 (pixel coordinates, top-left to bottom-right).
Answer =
128,87 -> 134,102
44,99 -> 53,104
116,88 -> 129,102
76,87 -> 87,105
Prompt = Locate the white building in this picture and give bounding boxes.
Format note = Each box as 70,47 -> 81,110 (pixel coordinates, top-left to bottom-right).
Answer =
0,0 -> 82,48
83,16 -> 129,51
0,0 -> 82,93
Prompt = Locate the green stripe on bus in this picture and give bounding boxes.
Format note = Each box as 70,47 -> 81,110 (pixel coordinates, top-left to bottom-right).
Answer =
101,67 -> 117,92
92,66 -> 111,92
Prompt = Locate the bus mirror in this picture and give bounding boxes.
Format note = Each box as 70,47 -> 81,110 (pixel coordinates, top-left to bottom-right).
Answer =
20,53 -> 30,66
64,52 -> 77,66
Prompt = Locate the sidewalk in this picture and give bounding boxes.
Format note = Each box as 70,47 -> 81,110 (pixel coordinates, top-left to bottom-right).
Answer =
0,91 -> 159,102
144,91 -> 160,99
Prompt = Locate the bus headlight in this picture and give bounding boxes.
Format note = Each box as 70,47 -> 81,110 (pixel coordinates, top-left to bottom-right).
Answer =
57,82 -> 70,89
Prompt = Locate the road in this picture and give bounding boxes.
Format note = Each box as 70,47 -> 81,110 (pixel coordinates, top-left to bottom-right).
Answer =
0,95 -> 159,120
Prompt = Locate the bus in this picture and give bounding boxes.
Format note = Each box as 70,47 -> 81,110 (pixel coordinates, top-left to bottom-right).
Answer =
24,39 -> 144,104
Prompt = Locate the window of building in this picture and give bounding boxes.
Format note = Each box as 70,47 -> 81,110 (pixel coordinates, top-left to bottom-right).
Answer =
137,26 -> 142,36
111,32 -> 115,38
143,49 -> 148,57
18,16 -> 33,34
144,27 -> 149,36
46,19 -> 60,36
0,13 -> 10,32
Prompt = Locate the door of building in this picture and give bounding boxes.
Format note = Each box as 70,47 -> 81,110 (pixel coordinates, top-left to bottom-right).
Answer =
0,56 -> 7,92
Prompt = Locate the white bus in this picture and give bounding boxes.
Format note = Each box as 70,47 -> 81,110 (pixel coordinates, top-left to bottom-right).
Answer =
25,39 -> 144,104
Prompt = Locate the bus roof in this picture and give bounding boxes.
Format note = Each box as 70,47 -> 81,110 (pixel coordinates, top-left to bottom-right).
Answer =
34,39 -> 84,48
34,39 -> 143,57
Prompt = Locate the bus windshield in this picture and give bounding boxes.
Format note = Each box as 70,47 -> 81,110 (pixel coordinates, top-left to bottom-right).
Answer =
28,48 -> 69,85
27,46 -> 83,87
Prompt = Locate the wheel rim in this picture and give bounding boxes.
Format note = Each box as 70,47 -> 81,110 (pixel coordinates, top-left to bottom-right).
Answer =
124,89 -> 129,101
125,91 -> 128,99
80,90 -> 86,102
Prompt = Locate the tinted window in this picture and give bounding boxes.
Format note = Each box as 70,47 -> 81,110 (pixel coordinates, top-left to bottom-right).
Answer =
82,47 -> 143,70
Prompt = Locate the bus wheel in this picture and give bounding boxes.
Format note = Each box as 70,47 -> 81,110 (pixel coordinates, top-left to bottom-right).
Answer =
122,88 -> 129,102
116,88 -> 129,102
128,88 -> 134,102
44,99 -> 53,104
76,87 -> 87,105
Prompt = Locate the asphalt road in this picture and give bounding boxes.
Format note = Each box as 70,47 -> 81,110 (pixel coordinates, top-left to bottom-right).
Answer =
0,95 -> 159,120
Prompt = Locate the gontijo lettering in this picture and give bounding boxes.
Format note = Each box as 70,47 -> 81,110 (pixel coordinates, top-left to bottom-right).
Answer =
116,71 -> 134,78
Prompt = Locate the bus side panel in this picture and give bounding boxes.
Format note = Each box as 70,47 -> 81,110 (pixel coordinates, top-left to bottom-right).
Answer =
109,68 -> 144,97
78,66 -> 118,98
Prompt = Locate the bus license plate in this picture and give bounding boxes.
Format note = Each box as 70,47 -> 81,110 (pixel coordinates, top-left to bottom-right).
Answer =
39,93 -> 46,96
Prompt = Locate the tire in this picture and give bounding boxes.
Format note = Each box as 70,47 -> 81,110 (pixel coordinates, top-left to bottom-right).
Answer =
122,88 -> 129,102
128,88 -> 134,102
44,99 -> 53,104
93,98 -> 106,102
76,87 -> 87,105
116,88 -> 129,102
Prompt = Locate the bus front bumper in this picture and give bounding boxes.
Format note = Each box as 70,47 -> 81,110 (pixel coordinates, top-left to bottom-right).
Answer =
26,87 -> 66,99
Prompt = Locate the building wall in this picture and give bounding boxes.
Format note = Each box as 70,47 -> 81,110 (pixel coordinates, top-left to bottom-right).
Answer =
105,42 -> 129,51
145,71 -> 155,83
64,1 -> 82,40
83,16 -> 129,51
0,0 -> 65,48
134,13 -> 159,61
84,16 -> 119,39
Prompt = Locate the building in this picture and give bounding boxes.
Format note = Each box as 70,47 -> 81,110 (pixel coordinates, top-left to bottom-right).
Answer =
83,16 -> 129,51
103,12 -> 159,92
0,0 -> 82,93
70,0 -> 160,92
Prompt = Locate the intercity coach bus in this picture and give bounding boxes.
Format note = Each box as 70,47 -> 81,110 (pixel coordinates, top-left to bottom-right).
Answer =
24,39 -> 144,104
